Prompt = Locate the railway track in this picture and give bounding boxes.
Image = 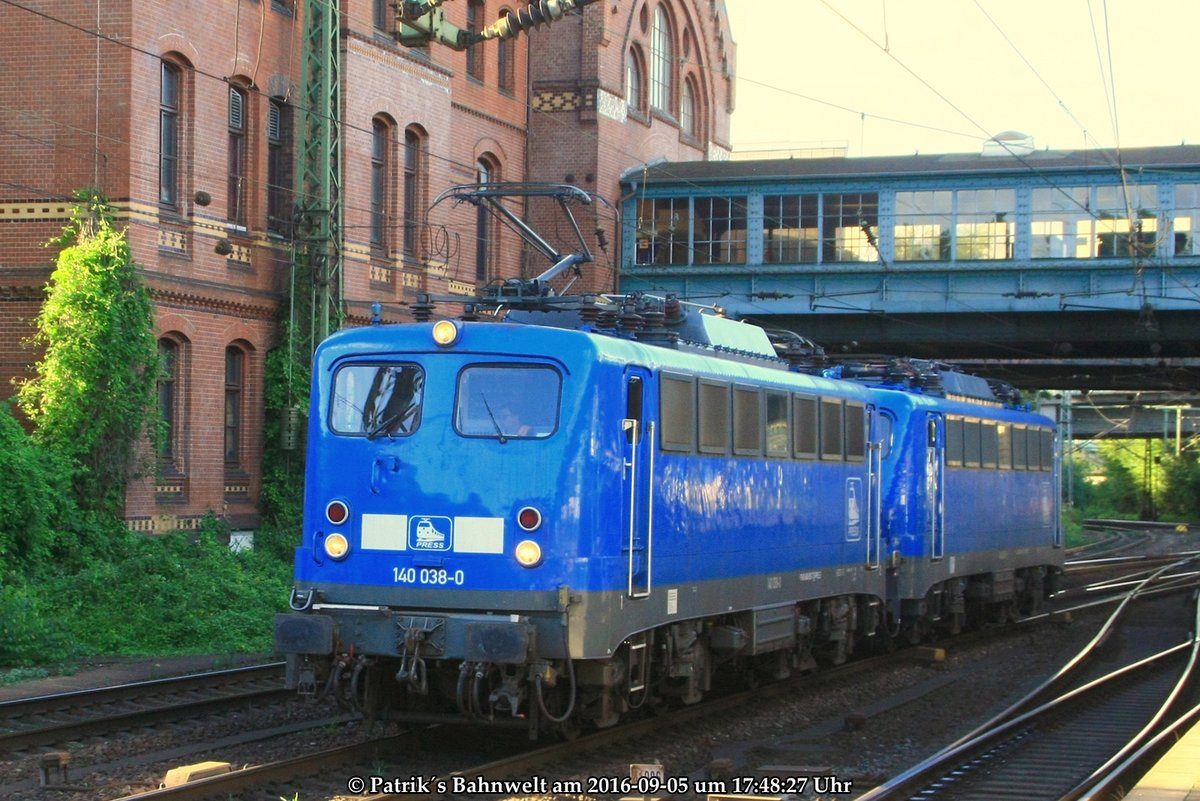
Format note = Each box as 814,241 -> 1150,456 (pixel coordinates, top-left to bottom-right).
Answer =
855,555 -> 1200,801
0,663 -> 288,754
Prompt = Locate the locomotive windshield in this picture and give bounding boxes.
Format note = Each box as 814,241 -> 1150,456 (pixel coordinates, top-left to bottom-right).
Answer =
455,365 -> 560,440
330,363 -> 424,438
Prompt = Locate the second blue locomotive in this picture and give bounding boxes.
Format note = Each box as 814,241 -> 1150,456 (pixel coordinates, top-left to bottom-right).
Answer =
274,296 -> 1061,736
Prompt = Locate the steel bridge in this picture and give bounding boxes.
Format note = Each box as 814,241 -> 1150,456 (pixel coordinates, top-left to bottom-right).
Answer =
618,145 -> 1200,394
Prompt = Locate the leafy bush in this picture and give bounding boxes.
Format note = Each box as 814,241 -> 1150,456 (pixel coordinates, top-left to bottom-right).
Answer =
0,402 -> 80,576
39,527 -> 293,658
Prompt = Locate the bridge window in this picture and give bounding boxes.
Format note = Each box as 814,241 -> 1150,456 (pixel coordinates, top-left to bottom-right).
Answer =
822,192 -> 878,262
636,196 -> 690,265
1032,186 -> 1090,258
693,197 -> 746,264
1094,184 -> 1157,259
895,190 -> 952,261
763,194 -> 818,263
1174,184 -> 1200,256
956,189 -> 1015,260
1032,184 -> 1157,259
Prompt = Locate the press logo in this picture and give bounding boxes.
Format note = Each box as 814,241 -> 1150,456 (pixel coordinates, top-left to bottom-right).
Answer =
409,516 -> 452,551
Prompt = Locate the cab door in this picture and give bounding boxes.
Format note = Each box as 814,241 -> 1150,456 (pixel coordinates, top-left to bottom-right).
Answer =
927,413 -> 946,560
621,368 -> 654,598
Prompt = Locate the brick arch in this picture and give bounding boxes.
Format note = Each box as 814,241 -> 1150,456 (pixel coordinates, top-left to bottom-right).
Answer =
155,313 -> 197,340
158,36 -> 198,67
474,138 -> 507,169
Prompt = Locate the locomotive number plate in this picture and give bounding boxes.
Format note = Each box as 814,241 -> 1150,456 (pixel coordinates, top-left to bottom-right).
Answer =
393,566 -> 466,586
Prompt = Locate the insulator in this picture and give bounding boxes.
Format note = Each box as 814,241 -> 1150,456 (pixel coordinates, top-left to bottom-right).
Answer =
481,0 -> 573,40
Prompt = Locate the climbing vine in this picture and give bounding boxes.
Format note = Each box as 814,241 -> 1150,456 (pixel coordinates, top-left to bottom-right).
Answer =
16,190 -> 159,513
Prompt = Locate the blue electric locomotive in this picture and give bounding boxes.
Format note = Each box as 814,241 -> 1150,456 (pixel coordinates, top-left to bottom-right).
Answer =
273,295 -> 1062,737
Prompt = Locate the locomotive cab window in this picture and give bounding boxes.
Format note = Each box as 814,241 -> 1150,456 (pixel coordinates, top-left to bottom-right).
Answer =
455,365 -> 560,439
331,363 -> 425,437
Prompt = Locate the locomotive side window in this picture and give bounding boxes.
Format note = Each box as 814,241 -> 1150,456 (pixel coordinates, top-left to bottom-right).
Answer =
765,390 -> 790,457
331,363 -> 425,437
455,365 -> 560,439
698,379 -> 731,455
733,385 -> 763,456
792,394 -> 818,459
820,398 -> 843,461
1039,428 -> 1054,471
981,423 -> 999,468
1012,425 -> 1028,470
944,416 -> 963,467
659,373 -> 695,452
998,423 -> 1012,469
845,400 -> 865,462
963,419 -> 981,468
1028,429 -> 1041,470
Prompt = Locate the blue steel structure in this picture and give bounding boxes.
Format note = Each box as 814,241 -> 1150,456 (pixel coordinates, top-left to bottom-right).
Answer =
274,288 -> 1062,737
619,145 -> 1200,389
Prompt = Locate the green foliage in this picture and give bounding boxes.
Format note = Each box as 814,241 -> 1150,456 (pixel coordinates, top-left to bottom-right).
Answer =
1158,451 -> 1200,520
16,190 -> 159,513
258,328 -> 309,560
0,524 -> 293,666
0,402 -> 80,574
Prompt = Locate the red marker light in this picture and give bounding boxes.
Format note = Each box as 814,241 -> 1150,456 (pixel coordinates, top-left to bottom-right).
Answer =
517,506 -> 542,532
326,500 -> 349,525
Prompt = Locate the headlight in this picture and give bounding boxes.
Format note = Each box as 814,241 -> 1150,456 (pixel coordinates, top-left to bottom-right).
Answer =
514,539 -> 542,567
431,319 -> 459,346
324,532 -> 350,560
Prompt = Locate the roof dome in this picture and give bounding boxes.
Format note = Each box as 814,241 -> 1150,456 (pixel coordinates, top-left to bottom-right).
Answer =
982,131 -> 1035,156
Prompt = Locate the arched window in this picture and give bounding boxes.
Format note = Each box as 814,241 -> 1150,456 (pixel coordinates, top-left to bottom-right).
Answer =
475,157 -> 498,283
650,5 -> 673,113
466,0 -> 485,80
681,77 -> 698,138
160,62 -> 181,207
224,346 -> 245,466
228,84 -> 248,225
371,117 -> 392,252
497,9 -> 516,92
157,338 -> 179,458
267,98 -> 293,236
403,126 -> 427,259
626,47 -> 644,115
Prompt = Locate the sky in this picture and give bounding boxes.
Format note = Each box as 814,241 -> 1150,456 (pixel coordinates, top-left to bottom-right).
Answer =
727,0 -> 1200,158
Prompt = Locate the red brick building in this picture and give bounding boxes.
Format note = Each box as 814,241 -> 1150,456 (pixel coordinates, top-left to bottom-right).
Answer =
0,0 -> 735,531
